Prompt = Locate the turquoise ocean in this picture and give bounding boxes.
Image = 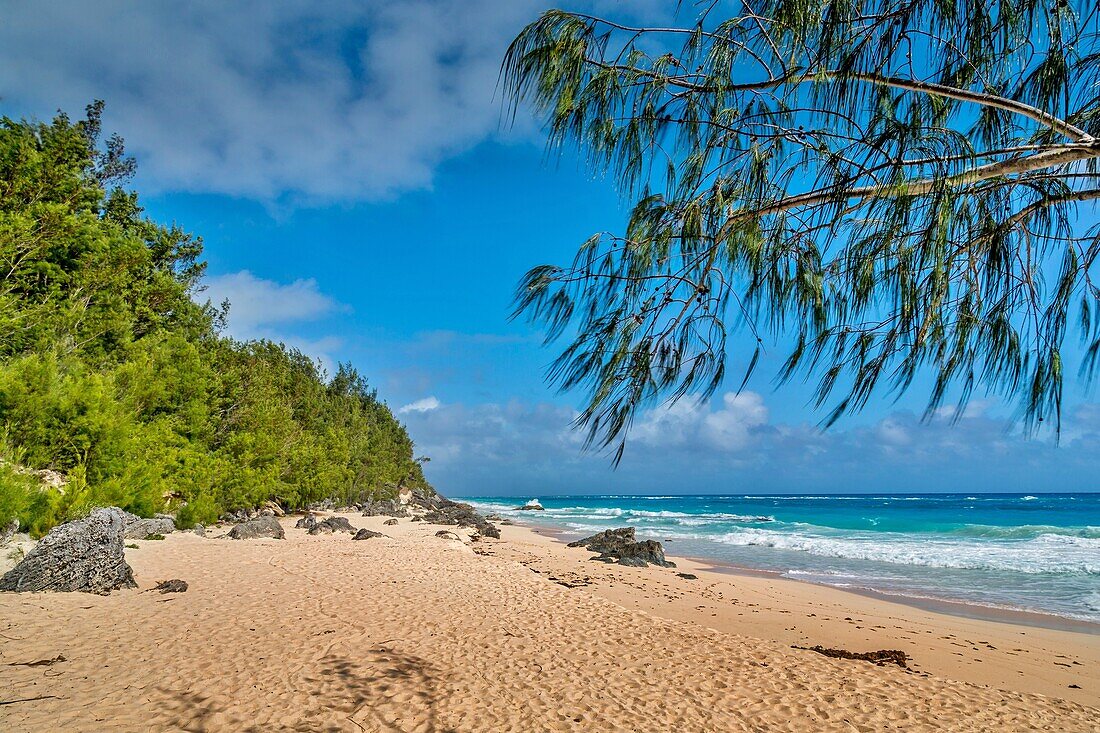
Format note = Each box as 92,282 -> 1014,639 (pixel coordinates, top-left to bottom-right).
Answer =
463,494 -> 1100,624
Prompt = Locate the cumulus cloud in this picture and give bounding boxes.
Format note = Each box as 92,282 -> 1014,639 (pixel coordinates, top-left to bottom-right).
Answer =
0,1 -> 679,204
399,393 -> 1100,496
0,1 -> 538,201
198,270 -> 346,375
202,271 -> 344,337
633,392 -> 769,451
399,396 -> 442,414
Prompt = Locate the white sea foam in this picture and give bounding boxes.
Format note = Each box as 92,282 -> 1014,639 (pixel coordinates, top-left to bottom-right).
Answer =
709,528 -> 1099,575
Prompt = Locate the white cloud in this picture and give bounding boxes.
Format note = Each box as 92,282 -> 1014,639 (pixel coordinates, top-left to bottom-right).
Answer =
633,392 -> 769,451
0,1 -> 685,204
397,393 -> 1099,496
202,271 -> 343,337
399,396 -> 442,414
0,0 -> 543,202
198,270 -> 345,376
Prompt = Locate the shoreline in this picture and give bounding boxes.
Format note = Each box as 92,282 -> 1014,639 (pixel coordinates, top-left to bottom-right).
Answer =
506,514 -> 1100,635
1,509 -> 1097,730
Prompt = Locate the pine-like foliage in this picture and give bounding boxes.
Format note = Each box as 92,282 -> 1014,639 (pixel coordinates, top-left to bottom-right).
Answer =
0,104 -> 429,534
504,0 -> 1100,459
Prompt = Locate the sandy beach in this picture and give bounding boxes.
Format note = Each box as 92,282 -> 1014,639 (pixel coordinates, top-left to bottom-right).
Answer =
1,511 -> 1097,732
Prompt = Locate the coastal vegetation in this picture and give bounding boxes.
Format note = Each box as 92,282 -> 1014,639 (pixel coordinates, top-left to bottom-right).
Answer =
505,0 -> 1100,459
0,103 -> 428,536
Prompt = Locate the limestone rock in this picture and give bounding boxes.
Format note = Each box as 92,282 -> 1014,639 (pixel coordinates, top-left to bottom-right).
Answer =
0,507 -> 137,594
123,514 -> 176,540
228,516 -> 285,540
307,516 -> 356,535
360,499 -> 409,518
567,527 -> 675,568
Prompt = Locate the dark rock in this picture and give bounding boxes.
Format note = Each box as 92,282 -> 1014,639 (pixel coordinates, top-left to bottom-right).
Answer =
228,516 -> 285,540
352,529 -> 385,540
0,507 -> 137,594
153,579 -> 188,594
793,645 -> 909,669
220,509 -> 254,524
407,487 -> 444,511
435,530 -> 462,541
514,499 -> 544,511
410,516 -> 422,522
676,572 -> 698,580
122,513 -> 175,540
1,518 -> 19,544
295,514 -> 318,531
308,516 -> 356,535
567,527 -> 675,568
191,524 -> 206,536
383,518 -> 399,526
421,498 -> 500,539
361,499 -> 409,518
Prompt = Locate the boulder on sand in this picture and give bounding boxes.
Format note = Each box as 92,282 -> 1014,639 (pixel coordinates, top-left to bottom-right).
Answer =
228,516 -> 285,540
352,528 -> 385,540
383,518 -> 399,526
295,514 -> 318,531
361,499 -> 409,518
0,507 -> 137,594
308,516 -> 356,535
123,513 -> 176,540
567,527 -> 675,568
421,499 -> 500,539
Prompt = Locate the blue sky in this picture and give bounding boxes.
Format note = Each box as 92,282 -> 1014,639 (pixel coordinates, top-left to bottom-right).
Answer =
2,0 -> 1098,495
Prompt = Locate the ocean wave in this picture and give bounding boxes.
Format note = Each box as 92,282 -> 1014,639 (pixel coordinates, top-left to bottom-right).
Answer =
709,528 -> 1100,575
949,524 -> 1100,540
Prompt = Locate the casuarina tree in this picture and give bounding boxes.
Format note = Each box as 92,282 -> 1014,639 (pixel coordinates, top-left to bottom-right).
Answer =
504,0 -> 1100,459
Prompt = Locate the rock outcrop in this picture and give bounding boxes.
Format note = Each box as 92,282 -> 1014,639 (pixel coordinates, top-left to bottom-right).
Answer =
352,528 -> 385,540
122,513 -> 176,540
420,499 -> 500,539
307,516 -> 356,535
567,527 -> 675,568
153,579 -> 188,594
1,518 -> 19,545
295,514 -> 318,531
514,499 -> 544,511
0,507 -> 137,594
228,516 -> 285,540
360,499 -> 409,518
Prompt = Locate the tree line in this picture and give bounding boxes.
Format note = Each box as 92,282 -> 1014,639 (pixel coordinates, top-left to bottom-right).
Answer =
0,103 -> 429,535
